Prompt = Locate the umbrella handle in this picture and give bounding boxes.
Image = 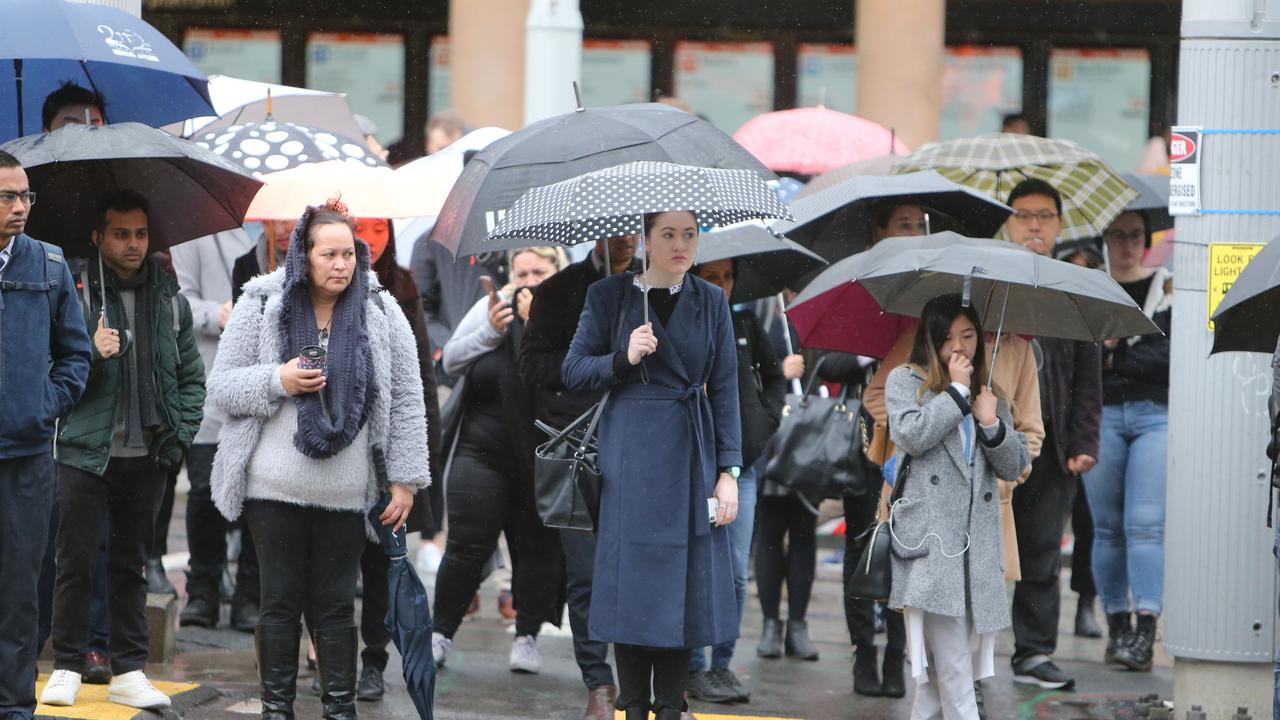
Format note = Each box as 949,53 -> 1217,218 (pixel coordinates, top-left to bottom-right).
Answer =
640,215 -> 649,327
986,283 -> 1011,389
775,293 -> 804,396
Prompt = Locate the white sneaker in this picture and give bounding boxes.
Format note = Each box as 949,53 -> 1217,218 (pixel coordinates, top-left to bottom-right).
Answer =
40,669 -> 82,706
509,635 -> 542,674
432,632 -> 452,668
416,542 -> 443,575
107,670 -> 171,709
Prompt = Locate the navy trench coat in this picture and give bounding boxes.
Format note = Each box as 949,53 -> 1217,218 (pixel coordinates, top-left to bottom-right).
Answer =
562,272 -> 743,649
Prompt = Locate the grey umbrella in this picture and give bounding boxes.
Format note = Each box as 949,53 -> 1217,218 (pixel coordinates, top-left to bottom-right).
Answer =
1209,235 -> 1280,354
1120,172 -> 1173,234
431,102 -> 774,259
770,170 -> 1012,263
694,222 -> 827,303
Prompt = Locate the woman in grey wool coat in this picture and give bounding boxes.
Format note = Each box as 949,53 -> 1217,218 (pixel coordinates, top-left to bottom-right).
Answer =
207,200 -> 429,720
885,294 -> 1029,720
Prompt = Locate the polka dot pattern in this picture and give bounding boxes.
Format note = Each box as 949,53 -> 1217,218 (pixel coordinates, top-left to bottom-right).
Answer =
489,161 -> 794,247
194,121 -> 386,178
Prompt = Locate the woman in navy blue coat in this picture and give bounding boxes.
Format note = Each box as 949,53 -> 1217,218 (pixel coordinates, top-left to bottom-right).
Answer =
562,211 -> 743,720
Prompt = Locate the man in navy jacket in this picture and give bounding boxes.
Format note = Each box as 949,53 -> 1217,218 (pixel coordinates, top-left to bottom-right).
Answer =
0,150 -> 91,719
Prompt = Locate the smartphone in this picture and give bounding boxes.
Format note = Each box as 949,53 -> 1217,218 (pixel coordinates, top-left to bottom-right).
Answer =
479,275 -> 497,304
707,498 -> 720,524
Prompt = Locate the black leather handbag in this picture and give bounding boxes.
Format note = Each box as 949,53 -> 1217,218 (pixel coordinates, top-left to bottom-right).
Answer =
846,454 -> 911,602
532,391 -> 610,533
763,357 -> 876,499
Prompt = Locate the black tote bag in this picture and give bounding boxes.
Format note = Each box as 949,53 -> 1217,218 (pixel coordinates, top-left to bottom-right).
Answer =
846,454 -> 911,602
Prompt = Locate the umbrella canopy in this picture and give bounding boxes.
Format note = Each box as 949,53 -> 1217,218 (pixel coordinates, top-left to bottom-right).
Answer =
731,107 -> 910,176
1209,236 -> 1280,354
771,170 -> 1013,263
1,122 -> 261,257
694,222 -> 827,302
173,75 -> 365,140
894,133 -> 1138,241
0,0 -> 213,141
795,154 -> 901,200
487,161 -> 792,250
192,120 -> 386,177
246,161 -> 442,221
430,102 -> 773,258
1121,172 -> 1173,234
788,232 -> 1159,357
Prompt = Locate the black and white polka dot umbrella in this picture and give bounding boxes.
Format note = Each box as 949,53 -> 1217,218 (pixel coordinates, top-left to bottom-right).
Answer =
193,120 -> 386,177
487,161 -> 793,250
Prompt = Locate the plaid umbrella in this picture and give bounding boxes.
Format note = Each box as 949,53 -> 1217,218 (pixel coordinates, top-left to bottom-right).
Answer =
893,133 -> 1138,241
192,120 -> 385,177
731,107 -> 910,176
488,161 -> 792,249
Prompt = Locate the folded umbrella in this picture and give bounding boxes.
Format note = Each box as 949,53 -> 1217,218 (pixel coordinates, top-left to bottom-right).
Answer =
1209,236 -> 1280,354
246,161 -> 444,221
0,0 -> 213,141
788,232 -> 1159,360
694,222 -> 826,303
431,101 -> 773,258
771,170 -> 1012,263
894,133 -> 1138,241
0,122 -> 261,257
193,120 -> 386,177
731,106 -> 909,176
172,74 -> 365,140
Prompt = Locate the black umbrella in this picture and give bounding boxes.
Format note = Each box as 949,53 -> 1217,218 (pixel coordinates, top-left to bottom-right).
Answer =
192,120 -> 386,177
694,222 -> 827,303
431,102 -> 774,258
1121,173 -> 1173,234
1,122 -> 262,258
372,450 -> 435,719
770,170 -> 1012,262
1210,236 -> 1280,354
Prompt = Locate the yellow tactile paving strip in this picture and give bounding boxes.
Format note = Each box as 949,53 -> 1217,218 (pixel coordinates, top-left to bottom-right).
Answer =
34,675 -> 200,720
613,713 -> 801,720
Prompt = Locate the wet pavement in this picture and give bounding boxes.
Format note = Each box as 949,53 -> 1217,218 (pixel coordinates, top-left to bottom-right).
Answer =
39,491 -> 1174,719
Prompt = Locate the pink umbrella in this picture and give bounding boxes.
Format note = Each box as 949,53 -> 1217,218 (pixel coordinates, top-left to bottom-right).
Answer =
732,107 -> 910,176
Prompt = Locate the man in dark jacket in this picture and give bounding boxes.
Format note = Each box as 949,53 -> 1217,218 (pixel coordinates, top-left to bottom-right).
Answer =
1004,179 -> 1103,691
518,235 -> 637,720
0,151 -> 92,720
41,191 -> 204,709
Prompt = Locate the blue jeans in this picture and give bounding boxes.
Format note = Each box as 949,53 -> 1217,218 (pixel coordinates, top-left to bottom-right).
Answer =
690,466 -> 757,672
1081,400 -> 1168,615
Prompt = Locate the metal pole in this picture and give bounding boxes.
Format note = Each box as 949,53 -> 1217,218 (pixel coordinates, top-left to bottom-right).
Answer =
523,0 -> 583,126
14,60 -> 22,138
1165,1 -> 1280,715
775,292 -> 803,395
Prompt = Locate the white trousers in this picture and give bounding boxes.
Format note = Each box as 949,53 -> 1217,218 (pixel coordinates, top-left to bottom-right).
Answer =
908,611 -> 983,720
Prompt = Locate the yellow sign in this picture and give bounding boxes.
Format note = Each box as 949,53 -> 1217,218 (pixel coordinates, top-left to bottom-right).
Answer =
1207,243 -> 1266,330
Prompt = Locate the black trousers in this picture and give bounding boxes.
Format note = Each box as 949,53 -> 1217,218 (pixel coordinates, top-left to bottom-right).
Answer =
614,644 -> 692,711
843,491 -> 906,654
37,490 -> 111,655
1010,438 -> 1077,669
433,445 -> 564,639
562,528 -> 615,690
150,466 -> 178,558
0,453 -> 57,718
359,541 -> 392,671
243,500 -> 365,629
1070,477 -> 1097,598
52,457 -> 166,675
185,443 -> 259,603
755,495 -> 817,621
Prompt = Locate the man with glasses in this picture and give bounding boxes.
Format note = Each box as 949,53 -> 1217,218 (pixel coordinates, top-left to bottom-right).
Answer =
1003,178 -> 1103,691
0,150 -> 92,720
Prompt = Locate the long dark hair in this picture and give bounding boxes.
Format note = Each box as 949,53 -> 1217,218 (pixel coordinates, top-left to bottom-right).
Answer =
908,294 -> 994,398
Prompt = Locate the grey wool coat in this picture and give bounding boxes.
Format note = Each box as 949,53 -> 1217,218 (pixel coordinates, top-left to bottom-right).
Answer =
207,269 -> 430,537
885,365 -> 1030,635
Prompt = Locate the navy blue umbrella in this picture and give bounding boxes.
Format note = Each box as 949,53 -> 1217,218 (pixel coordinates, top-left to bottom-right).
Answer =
0,0 -> 213,141
372,450 -> 435,719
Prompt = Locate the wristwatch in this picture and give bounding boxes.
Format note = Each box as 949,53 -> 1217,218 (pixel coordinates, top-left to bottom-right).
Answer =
719,466 -> 741,479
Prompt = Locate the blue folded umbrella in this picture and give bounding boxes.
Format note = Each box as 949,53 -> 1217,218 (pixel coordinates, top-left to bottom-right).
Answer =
0,0 -> 213,141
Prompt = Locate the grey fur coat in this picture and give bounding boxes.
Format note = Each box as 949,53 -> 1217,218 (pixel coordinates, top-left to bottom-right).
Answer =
886,365 -> 1029,634
207,269 -> 430,537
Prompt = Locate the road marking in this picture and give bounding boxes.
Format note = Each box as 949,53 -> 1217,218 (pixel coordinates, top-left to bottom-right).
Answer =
614,713 -> 802,720
35,675 -> 199,720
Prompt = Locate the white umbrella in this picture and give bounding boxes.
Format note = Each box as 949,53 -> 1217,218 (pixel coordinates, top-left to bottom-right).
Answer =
167,75 -> 365,140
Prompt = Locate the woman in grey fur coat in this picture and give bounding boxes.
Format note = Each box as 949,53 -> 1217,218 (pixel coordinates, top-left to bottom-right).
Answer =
207,200 -> 429,720
885,294 -> 1029,720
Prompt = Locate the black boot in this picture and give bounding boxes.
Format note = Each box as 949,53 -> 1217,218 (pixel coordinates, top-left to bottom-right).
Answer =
180,594 -> 220,628
852,646 -> 882,697
256,624 -> 302,720
621,705 -> 650,720
1104,612 -> 1133,665
756,617 -> 784,658
880,648 -> 906,699
231,594 -> 262,633
784,619 -> 819,661
1074,594 -> 1102,638
653,708 -> 683,720
1115,613 -> 1156,672
146,558 -> 177,596
314,626 -> 359,720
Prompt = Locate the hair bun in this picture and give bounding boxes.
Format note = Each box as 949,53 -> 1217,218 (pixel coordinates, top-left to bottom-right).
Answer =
324,195 -> 349,216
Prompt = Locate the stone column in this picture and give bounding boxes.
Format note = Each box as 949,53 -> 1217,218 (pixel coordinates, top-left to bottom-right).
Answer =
449,0 -> 529,130
854,0 -> 944,148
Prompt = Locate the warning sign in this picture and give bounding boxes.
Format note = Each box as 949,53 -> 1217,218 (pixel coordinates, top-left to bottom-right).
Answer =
1169,126 -> 1202,216
1207,242 -> 1265,329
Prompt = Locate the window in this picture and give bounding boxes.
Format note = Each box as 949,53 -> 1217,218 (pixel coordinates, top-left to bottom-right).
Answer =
674,41 -> 774,134
797,43 -> 857,112
184,29 -> 281,84
1049,48 -> 1151,172
306,32 -> 404,142
581,39 -> 651,107
940,46 -> 1022,140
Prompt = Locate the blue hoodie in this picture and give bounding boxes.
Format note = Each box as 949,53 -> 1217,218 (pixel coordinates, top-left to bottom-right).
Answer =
0,234 -> 91,458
